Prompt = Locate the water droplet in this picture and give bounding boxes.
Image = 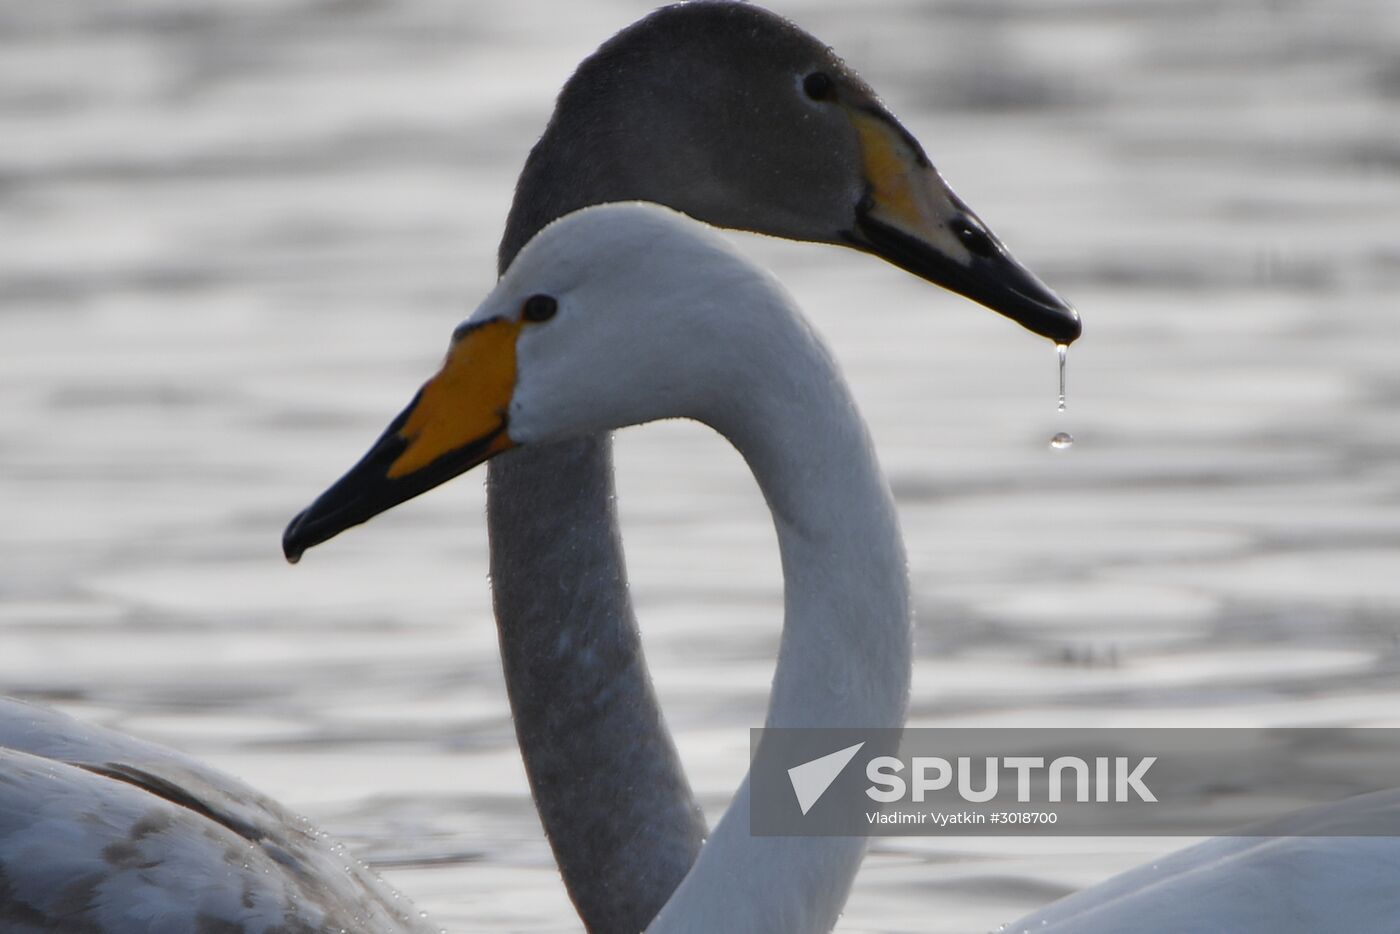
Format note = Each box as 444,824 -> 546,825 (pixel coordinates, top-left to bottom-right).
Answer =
1055,343 -> 1068,413
1049,344 -> 1074,449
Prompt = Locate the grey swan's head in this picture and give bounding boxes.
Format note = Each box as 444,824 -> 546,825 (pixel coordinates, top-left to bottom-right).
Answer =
501,1 -> 1080,344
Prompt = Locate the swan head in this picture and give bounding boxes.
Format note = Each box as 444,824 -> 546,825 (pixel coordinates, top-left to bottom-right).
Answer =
508,1 -> 1080,344
284,203 -> 799,563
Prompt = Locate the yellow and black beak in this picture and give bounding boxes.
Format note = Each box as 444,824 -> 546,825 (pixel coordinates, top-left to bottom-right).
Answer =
282,317 -> 521,563
842,106 -> 1081,345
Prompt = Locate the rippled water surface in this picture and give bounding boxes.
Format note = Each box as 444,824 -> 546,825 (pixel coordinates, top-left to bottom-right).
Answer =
3,0 -> 1399,931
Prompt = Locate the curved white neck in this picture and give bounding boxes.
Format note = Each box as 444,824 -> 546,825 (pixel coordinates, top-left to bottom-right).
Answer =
648,317 -> 912,933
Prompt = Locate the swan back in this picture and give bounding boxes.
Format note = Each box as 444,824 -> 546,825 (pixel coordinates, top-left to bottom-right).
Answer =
0,697 -> 430,933
1008,789 -> 1400,933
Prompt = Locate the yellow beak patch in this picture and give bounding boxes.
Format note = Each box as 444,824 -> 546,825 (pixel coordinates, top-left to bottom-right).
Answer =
387,317 -> 521,479
852,109 -> 930,233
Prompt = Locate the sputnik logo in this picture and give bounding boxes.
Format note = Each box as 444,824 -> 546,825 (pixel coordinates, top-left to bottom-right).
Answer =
787,742 -> 865,815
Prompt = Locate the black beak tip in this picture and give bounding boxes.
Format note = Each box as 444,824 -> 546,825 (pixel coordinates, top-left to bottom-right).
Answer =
1050,303 -> 1083,345
283,512 -> 309,565
848,215 -> 1083,346
1006,266 -> 1080,345
999,288 -> 1081,346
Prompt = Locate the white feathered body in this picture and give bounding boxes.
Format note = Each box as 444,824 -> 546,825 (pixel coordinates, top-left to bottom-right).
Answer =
0,697 -> 431,933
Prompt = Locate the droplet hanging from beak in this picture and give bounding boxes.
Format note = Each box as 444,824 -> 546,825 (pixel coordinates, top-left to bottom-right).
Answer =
1050,343 -> 1074,451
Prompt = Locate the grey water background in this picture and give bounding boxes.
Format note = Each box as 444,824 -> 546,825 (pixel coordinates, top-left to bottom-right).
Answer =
2,0 -> 1398,931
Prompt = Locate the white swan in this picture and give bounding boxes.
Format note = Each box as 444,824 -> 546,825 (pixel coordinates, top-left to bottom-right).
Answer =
481,4 -> 1077,926
1001,788 -> 1400,933
3,198 -> 900,932
0,696 -> 432,932
282,201 -> 915,932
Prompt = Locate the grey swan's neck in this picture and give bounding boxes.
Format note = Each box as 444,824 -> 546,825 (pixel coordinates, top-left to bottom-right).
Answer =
488,109 -> 704,934
486,433 -> 699,933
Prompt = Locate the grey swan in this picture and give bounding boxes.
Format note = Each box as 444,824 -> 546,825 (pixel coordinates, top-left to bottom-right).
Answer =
482,4 -> 1075,929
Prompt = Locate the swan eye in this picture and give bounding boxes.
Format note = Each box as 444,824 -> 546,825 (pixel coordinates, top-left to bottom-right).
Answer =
954,220 -> 997,258
855,188 -> 876,216
522,294 -> 558,323
803,71 -> 834,101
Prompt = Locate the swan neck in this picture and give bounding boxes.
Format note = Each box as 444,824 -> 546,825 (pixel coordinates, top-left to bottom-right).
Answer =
500,122 -> 633,274
733,370 -> 912,732
649,324 -> 912,934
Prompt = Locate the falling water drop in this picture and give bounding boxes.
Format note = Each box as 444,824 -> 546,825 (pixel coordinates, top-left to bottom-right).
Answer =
1056,343 -> 1068,413
1050,343 -> 1074,449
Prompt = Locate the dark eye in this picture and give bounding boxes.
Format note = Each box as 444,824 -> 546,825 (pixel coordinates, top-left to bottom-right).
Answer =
856,187 -> 876,217
954,219 -> 997,258
803,72 -> 834,101
522,293 -> 558,323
